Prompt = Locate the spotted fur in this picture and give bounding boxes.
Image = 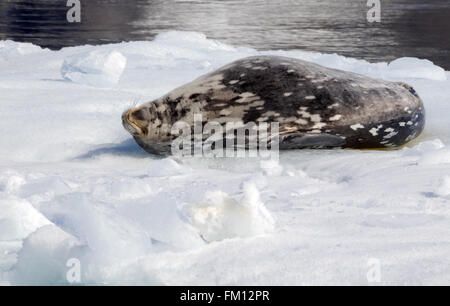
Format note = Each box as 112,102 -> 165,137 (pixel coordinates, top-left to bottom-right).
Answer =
123,56 -> 425,154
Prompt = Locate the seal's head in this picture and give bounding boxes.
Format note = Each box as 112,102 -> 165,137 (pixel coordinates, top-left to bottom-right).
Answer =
122,102 -> 176,155
122,106 -> 165,155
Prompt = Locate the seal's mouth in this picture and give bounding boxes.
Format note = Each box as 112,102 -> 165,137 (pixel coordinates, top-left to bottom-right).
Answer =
122,108 -> 148,137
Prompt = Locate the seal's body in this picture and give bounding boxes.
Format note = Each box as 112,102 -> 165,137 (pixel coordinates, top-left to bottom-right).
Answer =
123,56 -> 425,154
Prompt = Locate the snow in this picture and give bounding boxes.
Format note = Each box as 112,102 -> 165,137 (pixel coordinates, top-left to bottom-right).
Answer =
0,31 -> 449,285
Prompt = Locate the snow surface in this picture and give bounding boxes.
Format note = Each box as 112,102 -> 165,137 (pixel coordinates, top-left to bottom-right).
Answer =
0,31 -> 449,285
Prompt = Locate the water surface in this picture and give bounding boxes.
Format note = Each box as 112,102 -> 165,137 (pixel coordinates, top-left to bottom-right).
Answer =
0,0 -> 449,69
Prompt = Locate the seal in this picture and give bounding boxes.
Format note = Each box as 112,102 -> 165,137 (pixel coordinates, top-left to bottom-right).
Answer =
122,55 -> 425,154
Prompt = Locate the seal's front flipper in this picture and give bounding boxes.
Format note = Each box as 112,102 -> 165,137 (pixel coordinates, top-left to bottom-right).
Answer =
279,133 -> 346,149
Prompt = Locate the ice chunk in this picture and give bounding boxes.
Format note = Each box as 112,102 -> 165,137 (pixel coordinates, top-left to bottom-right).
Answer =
11,225 -> 83,285
153,31 -> 236,52
61,50 -> 127,87
402,140 -> 448,163
36,193 -> 153,261
387,57 -> 447,81
187,183 -> 275,242
0,196 -> 51,241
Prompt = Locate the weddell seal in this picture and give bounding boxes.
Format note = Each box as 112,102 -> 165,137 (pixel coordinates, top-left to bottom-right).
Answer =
122,55 -> 425,155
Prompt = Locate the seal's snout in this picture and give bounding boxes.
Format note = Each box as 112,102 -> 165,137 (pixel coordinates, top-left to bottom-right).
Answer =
122,108 -> 149,137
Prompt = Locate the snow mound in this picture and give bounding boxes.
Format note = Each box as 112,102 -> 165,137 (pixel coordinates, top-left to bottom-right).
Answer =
187,184 -> 275,242
0,40 -> 46,59
411,140 -> 450,165
401,139 -> 450,165
387,57 -> 447,81
414,139 -> 446,152
61,50 -> 127,87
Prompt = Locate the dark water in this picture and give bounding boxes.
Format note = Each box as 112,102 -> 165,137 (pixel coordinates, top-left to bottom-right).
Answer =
0,0 -> 449,69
